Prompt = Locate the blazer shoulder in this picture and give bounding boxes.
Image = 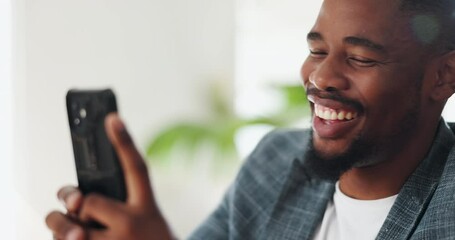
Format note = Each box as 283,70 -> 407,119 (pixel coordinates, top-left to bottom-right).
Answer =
245,128 -> 310,170
234,128 -> 310,194
413,140 -> 455,237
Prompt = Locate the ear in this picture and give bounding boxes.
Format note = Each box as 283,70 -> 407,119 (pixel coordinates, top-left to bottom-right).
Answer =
430,51 -> 455,102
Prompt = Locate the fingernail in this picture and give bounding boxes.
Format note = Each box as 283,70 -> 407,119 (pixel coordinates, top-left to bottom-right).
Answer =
67,228 -> 83,240
60,191 -> 81,210
66,191 -> 81,211
111,115 -> 125,131
58,187 -> 73,202
59,197 -> 67,209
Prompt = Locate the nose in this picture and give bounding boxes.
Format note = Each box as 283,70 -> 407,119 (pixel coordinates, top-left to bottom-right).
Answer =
308,56 -> 349,92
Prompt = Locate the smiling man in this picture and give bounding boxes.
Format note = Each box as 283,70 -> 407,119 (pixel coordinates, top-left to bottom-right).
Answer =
302,0 -> 449,192
46,0 -> 455,239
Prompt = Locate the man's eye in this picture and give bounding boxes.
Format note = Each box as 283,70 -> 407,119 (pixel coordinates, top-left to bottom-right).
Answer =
348,57 -> 377,67
309,50 -> 327,58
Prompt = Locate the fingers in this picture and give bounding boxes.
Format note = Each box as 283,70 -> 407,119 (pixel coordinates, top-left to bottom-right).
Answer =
45,211 -> 85,240
78,193 -> 173,240
78,193 -> 126,229
57,186 -> 83,213
104,113 -> 156,210
86,230 -> 109,240
46,211 -> 108,240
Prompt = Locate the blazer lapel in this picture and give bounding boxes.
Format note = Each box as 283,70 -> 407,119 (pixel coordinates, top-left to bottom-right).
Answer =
261,158 -> 335,240
376,121 -> 455,239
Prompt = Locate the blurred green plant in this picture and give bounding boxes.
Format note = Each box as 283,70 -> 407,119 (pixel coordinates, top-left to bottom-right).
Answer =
146,83 -> 310,166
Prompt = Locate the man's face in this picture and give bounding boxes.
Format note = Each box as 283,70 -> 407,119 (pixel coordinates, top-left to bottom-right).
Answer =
301,0 -> 431,170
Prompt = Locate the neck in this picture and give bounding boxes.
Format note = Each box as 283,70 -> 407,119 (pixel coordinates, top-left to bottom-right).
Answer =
338,118 -> 441,200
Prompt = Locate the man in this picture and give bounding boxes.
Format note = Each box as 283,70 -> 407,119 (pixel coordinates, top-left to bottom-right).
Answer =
46,0 -> 455,239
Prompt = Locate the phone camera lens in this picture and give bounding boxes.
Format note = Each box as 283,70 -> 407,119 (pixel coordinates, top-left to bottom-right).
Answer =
74,118 -> 81,125
80,108 -> 87,119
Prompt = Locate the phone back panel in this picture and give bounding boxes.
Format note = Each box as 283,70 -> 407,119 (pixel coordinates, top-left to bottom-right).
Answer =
66,89 -> 126,202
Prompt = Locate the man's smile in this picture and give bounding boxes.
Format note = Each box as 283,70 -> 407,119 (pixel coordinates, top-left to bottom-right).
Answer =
308,95 -> 363,139
314,103 -> 358,121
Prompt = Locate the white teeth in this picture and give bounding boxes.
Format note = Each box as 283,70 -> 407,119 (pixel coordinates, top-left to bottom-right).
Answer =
314,104 -> 358,121
319,109 -> 324,118
323,110 -> 331,120
337,111 -> 345,120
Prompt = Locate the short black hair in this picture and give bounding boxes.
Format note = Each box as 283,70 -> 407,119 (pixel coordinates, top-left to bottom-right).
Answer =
400,0 -> 455,50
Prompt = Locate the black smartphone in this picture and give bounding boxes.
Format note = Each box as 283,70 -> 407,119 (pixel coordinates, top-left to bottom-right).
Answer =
66,89 -> 127,226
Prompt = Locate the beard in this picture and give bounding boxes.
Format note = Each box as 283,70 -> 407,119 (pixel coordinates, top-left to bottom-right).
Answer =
302,130 -> 377,181
302,90 -> 422,182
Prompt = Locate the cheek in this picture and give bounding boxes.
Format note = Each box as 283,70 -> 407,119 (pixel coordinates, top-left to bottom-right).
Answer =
352,68 -> 416,108
353,71 -> 421,135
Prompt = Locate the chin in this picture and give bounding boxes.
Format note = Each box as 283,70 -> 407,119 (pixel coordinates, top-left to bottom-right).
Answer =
312,133 -> 355,160
304,128 -> 377,180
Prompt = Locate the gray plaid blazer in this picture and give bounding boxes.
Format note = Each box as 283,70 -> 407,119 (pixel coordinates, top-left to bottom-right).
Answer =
189,120 -> 455,240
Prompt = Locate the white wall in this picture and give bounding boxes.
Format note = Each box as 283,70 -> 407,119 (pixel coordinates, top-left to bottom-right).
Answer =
232,0 -> 322,157
13,0 -> 235,239
0,0 -> 16,239
235,0 -> 322,118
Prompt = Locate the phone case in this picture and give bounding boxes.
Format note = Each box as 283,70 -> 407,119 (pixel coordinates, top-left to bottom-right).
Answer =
66,89 -> 127,203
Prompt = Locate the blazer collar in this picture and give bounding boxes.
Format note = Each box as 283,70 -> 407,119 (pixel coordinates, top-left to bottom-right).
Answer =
376,120 -> 455,239
261,156 -> 335,240
262,120 -> 455,240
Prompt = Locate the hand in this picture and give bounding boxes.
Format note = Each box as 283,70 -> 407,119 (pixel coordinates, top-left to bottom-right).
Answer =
46,114 -> 174,240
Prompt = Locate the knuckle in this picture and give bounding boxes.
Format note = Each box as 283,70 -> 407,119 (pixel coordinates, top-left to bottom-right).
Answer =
118,215 -> 138,236
80,194 -> 101,218
84,193 -> 101,206
45,211 -> 59,227
45,211 -> 78,237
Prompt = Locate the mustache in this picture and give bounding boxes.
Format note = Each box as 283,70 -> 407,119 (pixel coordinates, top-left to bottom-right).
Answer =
306,87 -> 363,112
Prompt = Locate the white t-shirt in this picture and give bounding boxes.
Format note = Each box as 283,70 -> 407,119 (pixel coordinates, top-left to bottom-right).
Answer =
312,182 -> 398,240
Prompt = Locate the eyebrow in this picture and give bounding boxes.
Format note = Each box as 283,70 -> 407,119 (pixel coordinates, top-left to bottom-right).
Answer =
344,36 -> 385,52
307,32 -> 323,41
307,32 -> 386,53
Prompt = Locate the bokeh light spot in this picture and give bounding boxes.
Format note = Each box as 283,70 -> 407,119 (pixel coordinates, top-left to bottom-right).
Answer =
411,15 -> 440,45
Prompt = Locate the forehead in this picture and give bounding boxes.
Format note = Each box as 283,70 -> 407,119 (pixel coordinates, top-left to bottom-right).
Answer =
312,0 -> 415,49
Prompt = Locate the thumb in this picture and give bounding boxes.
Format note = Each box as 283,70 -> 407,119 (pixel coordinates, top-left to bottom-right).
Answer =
104,113 -> 159,212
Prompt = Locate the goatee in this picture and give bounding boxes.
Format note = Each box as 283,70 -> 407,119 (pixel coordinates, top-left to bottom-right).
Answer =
302,130 -> 377,181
